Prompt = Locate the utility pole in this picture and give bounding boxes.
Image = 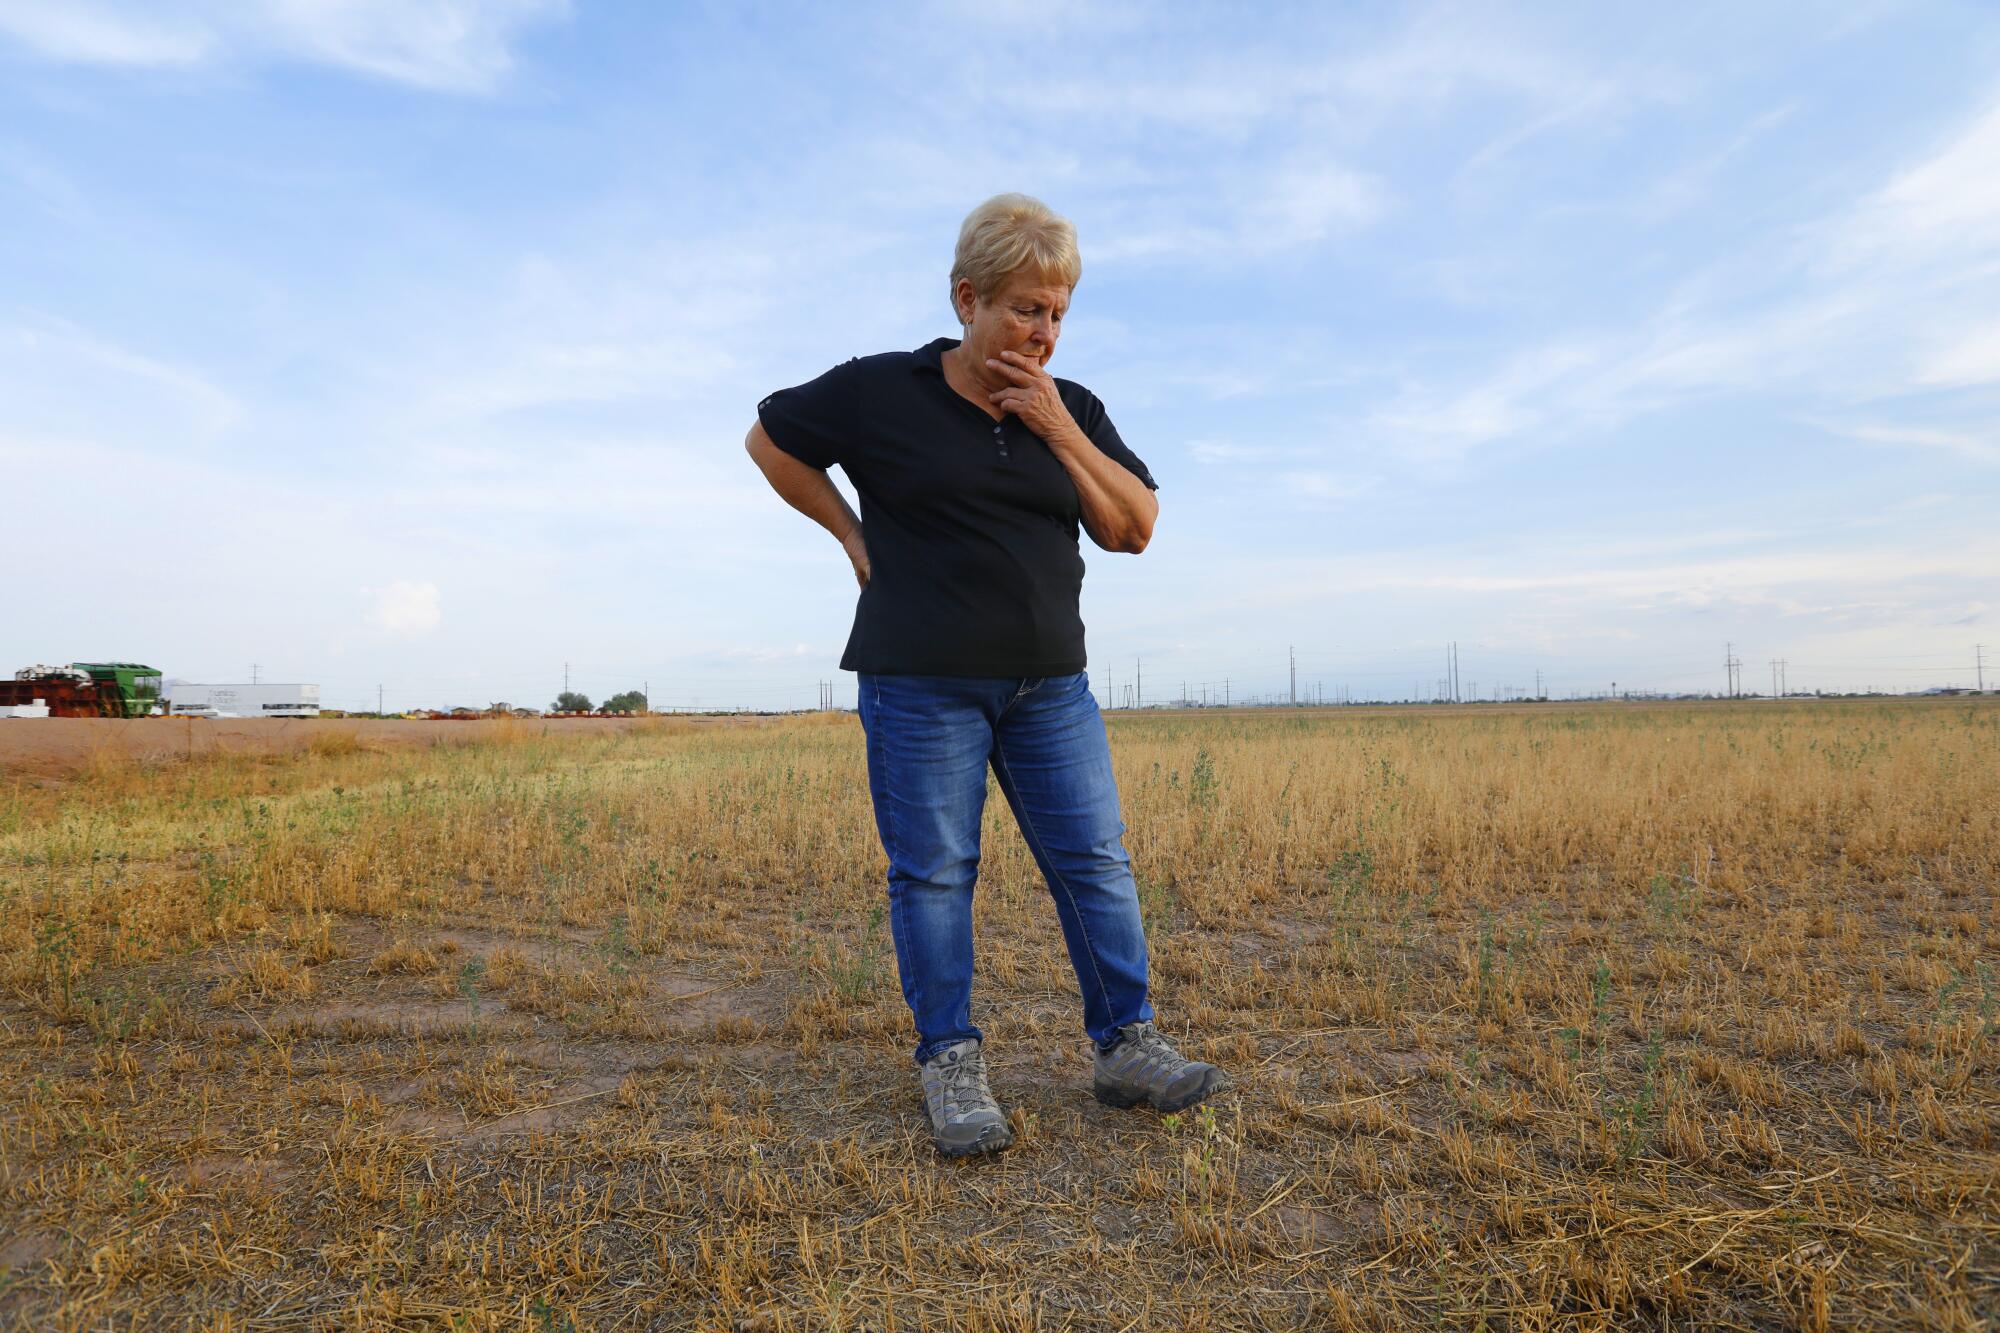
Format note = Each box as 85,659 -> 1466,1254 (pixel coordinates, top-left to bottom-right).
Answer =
251,663 -> 259,684
1535,668 -> 1542,700
1771,659 -> 1780,700
1724,643 -> 1740,698
377,684 -> 383,716
564,662 -> 570,696
1289,646 -> 1296,705
1780,660 -> 1788,697
1978,644 -> 1988,692
1136,657 -> 1143,710
1224,678 -> 1230,707
644,680 -> 650,714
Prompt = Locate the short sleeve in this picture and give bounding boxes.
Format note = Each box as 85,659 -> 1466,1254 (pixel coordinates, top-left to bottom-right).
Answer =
758,359 -> 860,471
1071,388 -> 1158,491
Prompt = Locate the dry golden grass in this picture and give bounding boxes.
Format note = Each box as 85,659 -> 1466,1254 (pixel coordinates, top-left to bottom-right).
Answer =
1,700 -> 1996,1328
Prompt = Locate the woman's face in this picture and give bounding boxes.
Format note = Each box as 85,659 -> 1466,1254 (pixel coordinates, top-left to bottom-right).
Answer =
956,271 -> 1069,372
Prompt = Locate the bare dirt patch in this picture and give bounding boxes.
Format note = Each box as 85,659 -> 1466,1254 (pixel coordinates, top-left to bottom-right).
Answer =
174,1154 -> 299,1192
0,1231 -> 58,1272
386,1073 -> 632,1143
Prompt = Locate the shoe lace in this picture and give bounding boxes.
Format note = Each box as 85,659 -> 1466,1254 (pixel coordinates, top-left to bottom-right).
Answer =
932,1048 -> 996,1118
1115,1022 -> 1191,1077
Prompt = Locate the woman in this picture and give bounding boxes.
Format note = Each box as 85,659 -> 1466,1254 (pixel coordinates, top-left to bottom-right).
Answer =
746,194 -> 1229,1157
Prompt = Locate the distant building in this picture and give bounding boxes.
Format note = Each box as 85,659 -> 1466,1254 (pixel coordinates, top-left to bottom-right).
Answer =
165,682 -> 320,718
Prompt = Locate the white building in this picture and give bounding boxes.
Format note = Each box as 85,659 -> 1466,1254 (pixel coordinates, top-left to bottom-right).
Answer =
165,682 -> 320,718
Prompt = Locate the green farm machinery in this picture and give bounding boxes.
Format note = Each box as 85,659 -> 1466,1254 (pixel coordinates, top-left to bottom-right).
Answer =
0,662 -> 164,718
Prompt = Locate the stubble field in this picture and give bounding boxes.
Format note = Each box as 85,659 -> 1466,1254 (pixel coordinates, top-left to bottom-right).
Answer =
1,700 -> 1995,1329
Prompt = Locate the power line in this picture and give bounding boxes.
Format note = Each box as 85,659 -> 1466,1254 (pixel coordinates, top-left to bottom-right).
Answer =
305,639 -> 2000,715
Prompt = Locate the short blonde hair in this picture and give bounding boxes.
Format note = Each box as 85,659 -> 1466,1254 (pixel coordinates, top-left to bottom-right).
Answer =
949,193 -> 1081,322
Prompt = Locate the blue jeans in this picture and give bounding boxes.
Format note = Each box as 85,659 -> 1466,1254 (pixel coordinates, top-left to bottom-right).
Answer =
858,672 -> 1156,1065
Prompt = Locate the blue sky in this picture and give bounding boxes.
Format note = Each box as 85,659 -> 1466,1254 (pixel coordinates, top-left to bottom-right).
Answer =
3,1 -> 1997,711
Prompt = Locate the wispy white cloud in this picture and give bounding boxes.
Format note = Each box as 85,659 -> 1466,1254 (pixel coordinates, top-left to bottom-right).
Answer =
0,0 -> 566,92
368,580 -> 442,636
253,0 -> 565,91
1834,91 -> 2000,266
1629,102 -> 1799,220
1821,421 -> 2000,465
1089,159 -> 1390,263
1367,82 -> 2000,466
0,142 -> 93,223
374,241 -> 783,424
0,317 -> 240,443
1916,320 -> 2000,388
1280,470 -> 1375,503
0,2 -> 208,65
1188,440 -> 1289,464
1368,342 -> 1598,460
1256,162 -> 1390,246
1196,532 -> 2000,633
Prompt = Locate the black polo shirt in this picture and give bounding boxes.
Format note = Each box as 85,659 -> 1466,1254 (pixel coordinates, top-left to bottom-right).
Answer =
759,337 -> 1157,678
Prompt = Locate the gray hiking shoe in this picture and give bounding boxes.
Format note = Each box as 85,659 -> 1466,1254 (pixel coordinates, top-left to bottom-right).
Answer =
1093,1022 -> 1232,1113
919,1038 -> 1014,1158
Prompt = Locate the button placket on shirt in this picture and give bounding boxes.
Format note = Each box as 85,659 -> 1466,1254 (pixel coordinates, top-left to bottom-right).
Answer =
919,348 -> 1016,465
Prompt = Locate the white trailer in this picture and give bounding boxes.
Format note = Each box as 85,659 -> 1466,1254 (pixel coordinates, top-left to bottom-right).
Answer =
164,682 -> 321,718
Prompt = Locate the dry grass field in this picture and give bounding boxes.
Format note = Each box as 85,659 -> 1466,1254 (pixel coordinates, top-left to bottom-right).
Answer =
2,700 -> 1995,1329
